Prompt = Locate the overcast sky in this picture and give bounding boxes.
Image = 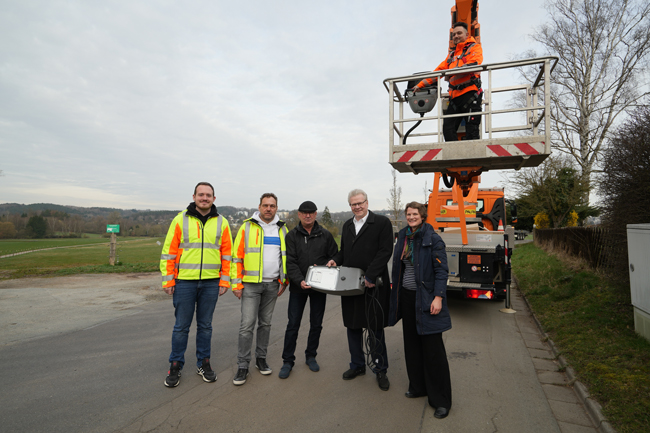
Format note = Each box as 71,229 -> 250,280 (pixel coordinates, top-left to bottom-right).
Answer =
1,0 -> 547,212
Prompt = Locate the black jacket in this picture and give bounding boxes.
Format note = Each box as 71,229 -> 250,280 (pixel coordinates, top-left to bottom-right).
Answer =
186,202 -> 219,225
286,221 -> 338,293
332,211 -> 393,329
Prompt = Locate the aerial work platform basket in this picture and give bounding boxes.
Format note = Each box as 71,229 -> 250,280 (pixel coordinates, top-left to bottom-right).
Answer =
383,57 -> 558,174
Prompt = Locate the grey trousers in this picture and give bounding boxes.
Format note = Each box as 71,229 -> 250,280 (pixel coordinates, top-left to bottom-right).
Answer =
237,281 -> 280,368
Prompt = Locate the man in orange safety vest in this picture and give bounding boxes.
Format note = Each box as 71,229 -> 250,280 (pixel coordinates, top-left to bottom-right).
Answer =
412,21 -> 483,141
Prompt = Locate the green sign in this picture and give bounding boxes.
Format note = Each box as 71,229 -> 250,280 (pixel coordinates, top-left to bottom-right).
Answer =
106,224 -> 120,233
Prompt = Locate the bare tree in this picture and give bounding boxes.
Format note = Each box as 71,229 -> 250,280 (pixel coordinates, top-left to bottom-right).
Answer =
0,221 -> 17,239
70,215 -> 84,235
151,224 -> 164,237
107,211 -> 121,225
423,180 -> 429,204
45,217 -> 58,235
597,105 -> 650,279
387,169 -> 403,227
517,0 -> 650,191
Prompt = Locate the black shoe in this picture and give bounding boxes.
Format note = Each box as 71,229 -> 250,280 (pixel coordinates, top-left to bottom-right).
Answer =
306,357 -> 320,372
342,367 -> 366,380
278,363 -> 292,379
233,368 -> 249,385
197,358 -> 216,382
255,358 -> 272,375
405,387 -> 426,398
164,361 -> 182,388
434,407 -> 449,419
376,371 -> 390,391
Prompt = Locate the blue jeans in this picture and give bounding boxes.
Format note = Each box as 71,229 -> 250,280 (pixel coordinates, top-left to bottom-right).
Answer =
237,281 -> 280,368
281,290 -> 327,365
169,279 -> 220,368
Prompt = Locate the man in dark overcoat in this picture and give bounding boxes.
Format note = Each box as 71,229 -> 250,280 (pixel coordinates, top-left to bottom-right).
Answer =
326,189 -> 394,391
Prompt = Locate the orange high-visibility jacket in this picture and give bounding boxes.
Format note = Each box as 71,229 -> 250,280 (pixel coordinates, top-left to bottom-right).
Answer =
160,210 -> 232,289
415,36 -> 483,100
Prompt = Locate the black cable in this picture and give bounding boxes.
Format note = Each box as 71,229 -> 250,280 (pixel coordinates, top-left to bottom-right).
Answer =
442,173 -> 455,188
402,112 -> 425,145
363,277 -> 386,372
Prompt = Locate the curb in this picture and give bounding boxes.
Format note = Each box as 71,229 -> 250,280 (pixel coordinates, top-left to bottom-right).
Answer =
512,275 -> 617,433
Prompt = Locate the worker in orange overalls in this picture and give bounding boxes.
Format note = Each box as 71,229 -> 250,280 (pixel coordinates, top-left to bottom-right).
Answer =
412,22 -> 483,141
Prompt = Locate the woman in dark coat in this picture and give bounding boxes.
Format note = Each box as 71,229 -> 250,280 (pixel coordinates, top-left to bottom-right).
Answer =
389,201 -> 452,419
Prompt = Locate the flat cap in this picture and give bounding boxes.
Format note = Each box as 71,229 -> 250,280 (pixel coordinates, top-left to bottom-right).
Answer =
298,201 -> 317,213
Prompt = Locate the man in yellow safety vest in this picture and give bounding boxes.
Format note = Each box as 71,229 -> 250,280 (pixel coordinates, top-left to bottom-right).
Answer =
160,182 -> 233,388
231,192 -> 288,386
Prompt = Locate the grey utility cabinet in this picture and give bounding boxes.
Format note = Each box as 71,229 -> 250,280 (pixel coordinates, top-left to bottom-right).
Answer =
627,223 -> 650,342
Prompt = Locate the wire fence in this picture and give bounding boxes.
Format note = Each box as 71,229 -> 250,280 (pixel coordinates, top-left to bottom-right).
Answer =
533,227 -> 618,270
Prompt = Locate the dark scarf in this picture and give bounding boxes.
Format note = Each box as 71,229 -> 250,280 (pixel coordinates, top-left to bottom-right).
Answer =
401,225 -> 422,264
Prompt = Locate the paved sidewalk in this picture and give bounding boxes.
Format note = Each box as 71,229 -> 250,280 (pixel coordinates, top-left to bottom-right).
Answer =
509,285 -> 612,433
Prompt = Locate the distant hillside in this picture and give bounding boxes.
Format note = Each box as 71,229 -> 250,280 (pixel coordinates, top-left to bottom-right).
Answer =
0,203 -> 391,221
0,203 -> 125,218
0,203 -> 254,220
0,203 -> 398,239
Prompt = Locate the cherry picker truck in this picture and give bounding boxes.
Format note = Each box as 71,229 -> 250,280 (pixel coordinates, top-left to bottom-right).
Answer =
383,0 -> 557,305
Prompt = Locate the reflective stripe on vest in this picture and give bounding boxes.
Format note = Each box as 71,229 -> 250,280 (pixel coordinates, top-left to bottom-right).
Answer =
279,225 -> 288,283
180,212 -> 224,250
243,222 -> 261,253
178,263 -> 222,270
447,42 -> 475,65
446,42 -> 480,96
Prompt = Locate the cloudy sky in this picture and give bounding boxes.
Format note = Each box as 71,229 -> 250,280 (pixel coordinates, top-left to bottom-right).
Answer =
1,0 -> 547,212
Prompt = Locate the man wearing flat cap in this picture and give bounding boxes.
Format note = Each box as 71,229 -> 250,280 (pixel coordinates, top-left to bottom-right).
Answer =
278,201 -> 338,379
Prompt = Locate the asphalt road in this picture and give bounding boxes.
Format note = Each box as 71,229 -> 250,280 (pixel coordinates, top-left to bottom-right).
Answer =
0,275 -> 561,433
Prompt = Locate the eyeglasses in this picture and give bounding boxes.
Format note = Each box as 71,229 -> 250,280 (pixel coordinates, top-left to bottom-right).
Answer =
349,200 -> 367,208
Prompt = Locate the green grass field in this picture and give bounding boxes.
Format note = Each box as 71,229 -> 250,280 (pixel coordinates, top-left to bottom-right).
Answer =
0,237 -> 111,256
513,242 -> 650,433
0,237 -> 164,279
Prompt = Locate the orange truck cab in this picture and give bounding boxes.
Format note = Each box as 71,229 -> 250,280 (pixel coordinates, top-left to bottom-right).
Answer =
430,186 -> 506,232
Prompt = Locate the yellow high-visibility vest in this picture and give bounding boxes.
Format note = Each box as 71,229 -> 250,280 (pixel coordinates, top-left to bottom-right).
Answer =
231,219 -> 288,290
160,210 -> 232,288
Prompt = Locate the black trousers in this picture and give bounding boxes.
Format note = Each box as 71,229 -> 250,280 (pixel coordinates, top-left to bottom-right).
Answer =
400,288 -> 452,409
443,90 -> 482,141
347,327 -> 388,372
281,290 -> 327,365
